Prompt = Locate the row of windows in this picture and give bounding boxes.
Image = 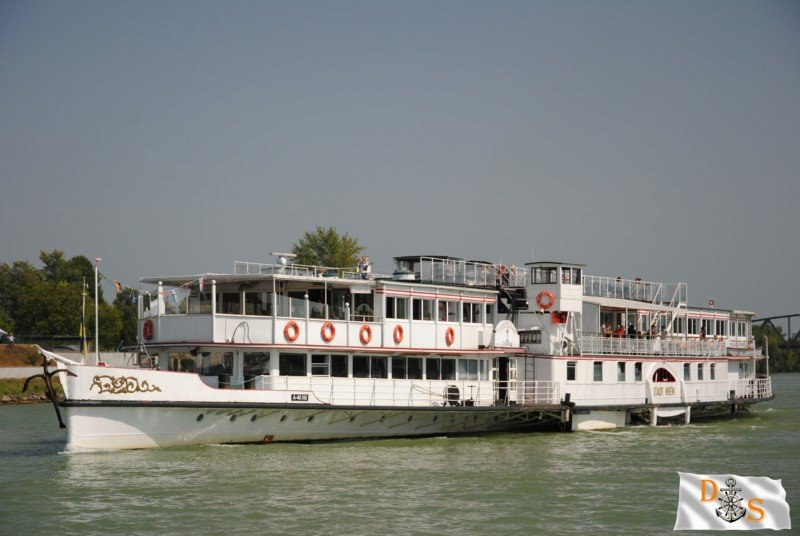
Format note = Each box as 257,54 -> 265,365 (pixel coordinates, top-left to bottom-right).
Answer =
386,297 -> 492,323
672,318 -> 749,337
531,266 -> 582,285
280,353 -> 491,381
567,361 -> 717,382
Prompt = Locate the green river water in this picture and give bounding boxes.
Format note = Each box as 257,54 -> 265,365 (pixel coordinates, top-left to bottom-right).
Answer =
1,374 -> 797,535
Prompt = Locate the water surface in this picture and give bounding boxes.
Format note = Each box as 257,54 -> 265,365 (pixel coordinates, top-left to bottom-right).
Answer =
2,374 -> 797,535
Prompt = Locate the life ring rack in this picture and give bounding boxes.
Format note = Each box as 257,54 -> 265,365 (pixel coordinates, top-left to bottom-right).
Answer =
284,320 -> 300,342
321,321 -> 336,342
536,290 -> 555,311
359,324 -> 372,345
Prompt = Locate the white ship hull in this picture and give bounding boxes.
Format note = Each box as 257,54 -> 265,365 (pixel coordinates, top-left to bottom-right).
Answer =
62,403 -> 560,450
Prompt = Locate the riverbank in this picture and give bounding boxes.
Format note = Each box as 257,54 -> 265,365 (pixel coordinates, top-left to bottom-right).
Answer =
0,345 -> 61,404
0,377 -> 62,404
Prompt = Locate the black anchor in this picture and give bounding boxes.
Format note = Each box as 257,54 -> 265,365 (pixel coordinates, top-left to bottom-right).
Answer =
23,356 -> 77,429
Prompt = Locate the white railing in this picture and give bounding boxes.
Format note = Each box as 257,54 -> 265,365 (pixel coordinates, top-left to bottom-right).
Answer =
583,275 -> 686,305
233,261 -> 364,279
418,257 -> 526,288
255,378 -> 560,407
729,378 -> 772,399
264,377 -> 491,407
502,380 -> 560,405
580,334 -> 723,357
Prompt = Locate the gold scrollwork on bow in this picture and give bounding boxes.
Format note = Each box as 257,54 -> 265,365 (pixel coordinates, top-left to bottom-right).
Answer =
90,375 -> 162,394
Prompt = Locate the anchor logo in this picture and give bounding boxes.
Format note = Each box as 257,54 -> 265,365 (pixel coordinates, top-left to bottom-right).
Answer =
715,477 -> 747,523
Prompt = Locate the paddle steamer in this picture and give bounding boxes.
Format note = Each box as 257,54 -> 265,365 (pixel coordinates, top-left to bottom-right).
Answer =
40,254 -> 772,450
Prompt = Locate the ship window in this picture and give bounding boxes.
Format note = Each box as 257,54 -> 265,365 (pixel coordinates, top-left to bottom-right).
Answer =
634,362 -> 642,382
572,268 -> 582,285
370,356 -> 388,379
561,268 -> 571,284
244,292 -> 272,316
701,319 -> 713,336
168,352 -> 196,373
673,317 -> 685,335
392,356 -> 406,379
472,303 -> 482,323
566,361 -> 576,381
181,351 -> 233,376
653,368 -> 675,382
462,303 -> 472,323
479,360 -> 488,381
683,363 -> 690,381
407,357 -> 422,379
188,292 -> 212,314
392,356 -> 422,379
217,292 -> 241,315
710,363 -> 716,380
244,352 -> 270,376
715,320 -> 726,337
617,362 -> 626,382
593,361 -> 602,382
411,298 -> 433,320
532,267 -> 557,284
441,358 -> 456,380
697,363 -> 703,381
331,355 -> 348,377
447,301 -> 459,322
426,358 -> 440,380
386,297 -> 408,320
353,356 -> 370,378
458,359 -> 478,380
687,318 -> 698,335
311,354 -> 329,376
519,330 -> 542,344
485,304 -> 494,323
412,299 -> 433,321
279,353 -> 307,376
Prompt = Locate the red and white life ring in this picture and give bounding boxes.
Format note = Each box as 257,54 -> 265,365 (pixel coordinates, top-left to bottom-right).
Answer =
142,319 -> 154,341
359,324 -> 372,345
321,321 -> 336,342
536,290 -> 555,311
445,327 -> 455,346
393,325 -> 404,344
284,320 -> 300,342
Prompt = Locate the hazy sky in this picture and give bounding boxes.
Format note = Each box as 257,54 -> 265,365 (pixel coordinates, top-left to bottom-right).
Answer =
1,1 -> 798,319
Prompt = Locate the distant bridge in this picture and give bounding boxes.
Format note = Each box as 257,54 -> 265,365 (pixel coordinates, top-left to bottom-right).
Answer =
752,314 -> 800,349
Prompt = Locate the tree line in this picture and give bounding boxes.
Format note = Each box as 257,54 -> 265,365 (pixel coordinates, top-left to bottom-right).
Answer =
0,250 -> 136,350
0,227 -> 363,351
752,324 -> 799,373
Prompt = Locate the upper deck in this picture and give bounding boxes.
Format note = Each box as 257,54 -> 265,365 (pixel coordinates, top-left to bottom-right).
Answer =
137,256 -> 519,354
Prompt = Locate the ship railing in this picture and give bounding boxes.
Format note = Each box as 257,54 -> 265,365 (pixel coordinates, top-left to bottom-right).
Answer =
418,257 -> 526,288
234,261 -> 364,279
496,380 -> 560,405
583,275 -> 686,305
264,377 -> 493,407
729,377 -> 772,399
580,333 -> 723,357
